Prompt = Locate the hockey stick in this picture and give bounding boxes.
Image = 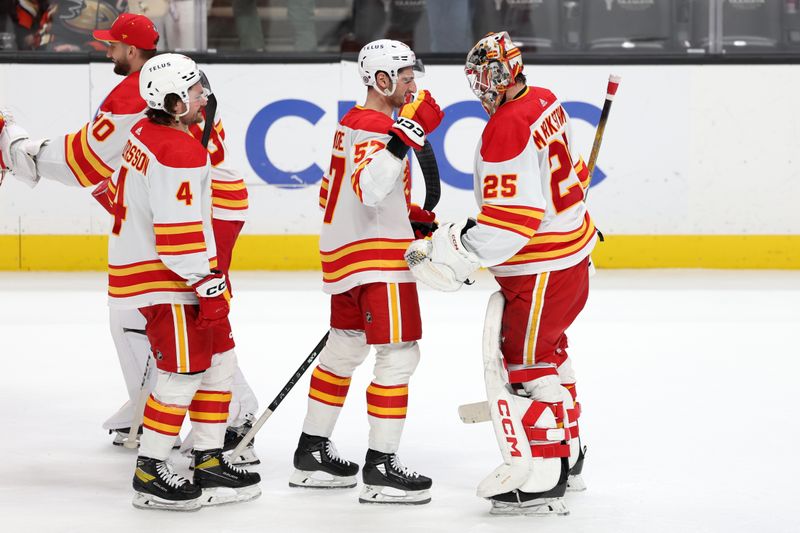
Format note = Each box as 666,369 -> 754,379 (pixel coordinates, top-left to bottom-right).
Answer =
123,351 -> 153,448
199,71 -> 217,149
585,74 -> 621,188
230,332 -> 330,459
417,140 -> 441,211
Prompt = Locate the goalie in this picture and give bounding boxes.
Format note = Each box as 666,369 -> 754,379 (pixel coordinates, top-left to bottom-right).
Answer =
405,32 -> 596,515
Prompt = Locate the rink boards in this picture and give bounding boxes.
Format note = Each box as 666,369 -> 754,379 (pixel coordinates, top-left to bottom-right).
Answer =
0,62 -> 798,270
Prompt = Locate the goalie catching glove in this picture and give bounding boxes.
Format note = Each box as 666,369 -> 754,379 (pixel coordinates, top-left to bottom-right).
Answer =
0,111 -> 47,187
405,219 -> 481,292
389,90 -> 444,152
191,270 -> 229,329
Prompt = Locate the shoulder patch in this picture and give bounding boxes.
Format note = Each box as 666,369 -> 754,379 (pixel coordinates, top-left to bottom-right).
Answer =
100,71 -> 147,116
340,107 -> 394,134
133,119 -> 208,168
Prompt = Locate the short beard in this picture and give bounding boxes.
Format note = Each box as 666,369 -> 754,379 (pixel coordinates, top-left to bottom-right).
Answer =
113,61 -> 130,76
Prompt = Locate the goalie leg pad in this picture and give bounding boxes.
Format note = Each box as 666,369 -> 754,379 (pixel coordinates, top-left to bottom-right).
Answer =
104,309 -> 153,430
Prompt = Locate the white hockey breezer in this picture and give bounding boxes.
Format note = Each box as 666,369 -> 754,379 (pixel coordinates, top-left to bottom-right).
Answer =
476,292 -> 570,517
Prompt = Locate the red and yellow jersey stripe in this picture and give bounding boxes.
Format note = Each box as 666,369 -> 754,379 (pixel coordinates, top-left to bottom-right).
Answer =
366,382 -> 408,419
64,124 -> 115,187
574,157 -> 590,190
503,212 -> 595,266
477,204 -> 545,239
319,175 -> 330,210
107,257 -> 218,298
211,179 -> 248,211
154,221 -> 207,256
320,237 -> 412,285
350,159 -> 368,202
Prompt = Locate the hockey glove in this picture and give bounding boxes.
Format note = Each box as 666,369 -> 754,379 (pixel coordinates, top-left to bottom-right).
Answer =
92,178 -> 115,215
191,270 -> 229,329
390,90 -> 444,150
408,203 -> 438,238
405,219 -> 480,292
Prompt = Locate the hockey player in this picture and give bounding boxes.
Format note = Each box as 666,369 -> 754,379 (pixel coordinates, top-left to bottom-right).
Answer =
112,53 -> 259,511
0,13 -> 258,463
289,39 -> 443,505
406,31 -> 594,515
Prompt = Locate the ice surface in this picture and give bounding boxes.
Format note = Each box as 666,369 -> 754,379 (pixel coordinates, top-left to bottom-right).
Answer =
1,270 -> 798,533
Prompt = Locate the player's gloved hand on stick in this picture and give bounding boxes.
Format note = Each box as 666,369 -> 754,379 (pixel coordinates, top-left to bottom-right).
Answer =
191,270 -> 229,329
92,178 -> 115,215
391,90 -> 444,150
408,203 -> 438,238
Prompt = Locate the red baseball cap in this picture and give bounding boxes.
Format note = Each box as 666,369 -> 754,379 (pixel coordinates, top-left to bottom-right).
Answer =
93,13 -> 159,51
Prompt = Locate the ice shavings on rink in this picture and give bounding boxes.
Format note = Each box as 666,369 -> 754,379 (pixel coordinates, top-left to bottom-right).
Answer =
1,270 -> 798,533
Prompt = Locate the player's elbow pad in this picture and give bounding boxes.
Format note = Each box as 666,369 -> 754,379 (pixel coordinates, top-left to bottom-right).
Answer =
358,149 -> 402,207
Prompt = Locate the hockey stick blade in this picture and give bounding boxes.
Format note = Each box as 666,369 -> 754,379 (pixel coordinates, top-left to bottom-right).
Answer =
416,140 -> 441,211
230,332 -> 330,459
200,93 -> 218,149
458,400 -> 490,424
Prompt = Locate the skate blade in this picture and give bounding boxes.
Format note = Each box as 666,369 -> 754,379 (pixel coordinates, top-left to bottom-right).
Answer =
289,469 -> 356,489
359,485 -> 431,505
200,484 -> 261,506
132,492 -> 201,512
489,497 -> 569,516
567,474 -> 587,492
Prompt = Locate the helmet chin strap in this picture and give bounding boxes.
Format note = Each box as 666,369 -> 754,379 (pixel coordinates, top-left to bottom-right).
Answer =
170,99 -> 192,121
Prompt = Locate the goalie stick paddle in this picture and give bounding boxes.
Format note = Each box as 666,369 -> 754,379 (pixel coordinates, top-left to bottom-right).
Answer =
458,400 -> 491,424
586,74 -> 621,188
230,332 -> 330,460
416,140 -> 441,211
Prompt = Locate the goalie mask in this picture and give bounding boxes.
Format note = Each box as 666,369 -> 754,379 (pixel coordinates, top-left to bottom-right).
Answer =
358,39 -> 425,97
465,32 -> 524,116
139,53 -> 208,117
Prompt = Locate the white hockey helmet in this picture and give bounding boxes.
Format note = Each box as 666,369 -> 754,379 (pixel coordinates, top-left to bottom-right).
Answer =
358,39 -> 424,96
139,53 -> 203,113
465,32 -> 524,115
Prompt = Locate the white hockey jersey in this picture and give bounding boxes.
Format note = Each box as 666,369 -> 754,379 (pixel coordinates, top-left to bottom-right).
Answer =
318,106 -> 414,295
107,118 -> 217,309
462,86 -> 596,276
38,70 -> 146,188
36,70 -> 247,222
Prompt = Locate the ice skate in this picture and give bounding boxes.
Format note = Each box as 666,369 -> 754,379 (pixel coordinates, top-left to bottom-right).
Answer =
223,414 -> 260,466
489,492 -> 569,516
567,444 -> 587,492
131,456 -> 201,512
111,427 -> 181,449
359,449 -> 431,505
193,449 -> 261,506
289,433 -> 359,489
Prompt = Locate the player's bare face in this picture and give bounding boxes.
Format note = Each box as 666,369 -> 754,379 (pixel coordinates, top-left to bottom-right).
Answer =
391,67 -> 417,108
107,42 -> 131,76
177,82 -> 207,126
